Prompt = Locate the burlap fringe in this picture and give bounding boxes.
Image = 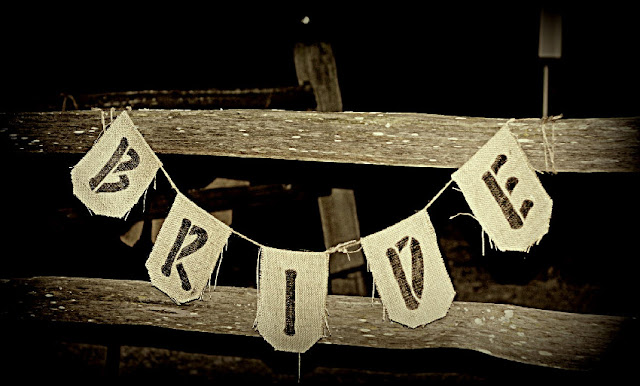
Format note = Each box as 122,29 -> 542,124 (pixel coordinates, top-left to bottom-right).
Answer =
449,211 -> 543,254
203,239 -> 229,300
253,247 -> 263,330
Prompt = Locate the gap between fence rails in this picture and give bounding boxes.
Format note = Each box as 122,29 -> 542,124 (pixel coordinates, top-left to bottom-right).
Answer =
157,163 -> 456,255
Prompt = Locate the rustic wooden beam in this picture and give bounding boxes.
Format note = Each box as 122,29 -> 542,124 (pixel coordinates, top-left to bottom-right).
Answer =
294,42 -> 343,112
293,42 -> 366,294
55,183 -> 329,221
1,110 -> 638,172
0,276 -> 630,372
318,188 -> 367,295
53,86 -> 318,112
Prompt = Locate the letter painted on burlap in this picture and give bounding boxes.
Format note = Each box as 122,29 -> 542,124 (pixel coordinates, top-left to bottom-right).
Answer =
452,126 -> 553,252
146,193 -> 232,304
361,211 -> 455,328
71,111 -> 161,218
255,247 -> 329,353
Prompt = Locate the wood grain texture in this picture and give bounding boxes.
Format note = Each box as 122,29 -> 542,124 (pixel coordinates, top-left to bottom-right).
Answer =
319,189 -> 364,274
294,42 -> 343,112
69,86 -> 316,111
0,276 -> 629,371
319,189 -> 367,296
1,110 -> 638,172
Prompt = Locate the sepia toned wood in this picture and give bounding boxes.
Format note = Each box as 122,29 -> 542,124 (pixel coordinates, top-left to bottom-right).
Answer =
319,189 -> 365,274
319,189 -> 367,295
0,276 -> 629,372
57,183 -> 327,221
294,43 -> 365,294
318,189 -> 367,295
66,86 -> 316,111
1,110 -> 637,173
294,42 -> 343,112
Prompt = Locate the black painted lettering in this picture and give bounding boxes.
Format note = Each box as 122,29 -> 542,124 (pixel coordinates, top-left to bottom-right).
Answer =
177,225 -> 208,260
505,176 -> 519,194
176,263 -> 191,291
520,199 -> 534,219
284,269 -> 297,336
89,137 -> 128,191
409,237 -> 424,299
482,171 -> 524,229
491,154 -> 508,174
89,137 -> 140,193
386,236 -> 424,310
162,218 -> 191,277
482,154 -> 537,229
114,148 -> 139,172
160,218 -> 208,291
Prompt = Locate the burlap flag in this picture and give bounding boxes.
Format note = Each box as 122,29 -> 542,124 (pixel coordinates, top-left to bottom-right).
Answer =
255,247 -> 329,353
71,111 -> 161,218
146,193 -> 232,304
452,125 -> 553,252
361,210 -> 455,328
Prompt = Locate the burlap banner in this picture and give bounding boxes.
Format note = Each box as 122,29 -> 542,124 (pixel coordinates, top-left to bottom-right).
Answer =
145,193 -> 232,304
71,111 -> 161,218
452,124 -> 553,252
255,247 -> 329,353
69,111 -> 556,355
361,210 -> 455,328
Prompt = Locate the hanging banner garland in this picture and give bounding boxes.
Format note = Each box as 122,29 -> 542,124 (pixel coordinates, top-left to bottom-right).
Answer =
451,123 -> 553,252
70,110 -> 553,354
71,111 -> 161,218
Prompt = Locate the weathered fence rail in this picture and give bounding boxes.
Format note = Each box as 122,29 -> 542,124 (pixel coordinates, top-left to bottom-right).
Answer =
1,109 -> 637,382
0,276 -> 632,373
2,110 -> 638,173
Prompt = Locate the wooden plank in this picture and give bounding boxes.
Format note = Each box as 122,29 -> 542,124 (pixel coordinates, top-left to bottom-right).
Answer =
67,86 -> 316,111
57,183 -> 328,221
294,42 -> 366,294
0,276 -> 630,372
1,110 -> 638,172
318,188 -> 367,295
294,42 -> 343,112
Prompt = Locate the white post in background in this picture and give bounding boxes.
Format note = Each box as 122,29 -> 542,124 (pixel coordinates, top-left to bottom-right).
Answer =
539,7 -> 562,117
542,64 -> 550,118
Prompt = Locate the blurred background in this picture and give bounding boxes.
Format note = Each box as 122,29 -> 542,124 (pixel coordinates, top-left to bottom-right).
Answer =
1,3 -> 638,382
1,4 -> 638,117
2,0 -> 639,314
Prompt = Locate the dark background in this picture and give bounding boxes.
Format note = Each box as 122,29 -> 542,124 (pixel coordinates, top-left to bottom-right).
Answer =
1,4 -> 639,117
1,2 -> 638,314
1,3 -> 639,382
